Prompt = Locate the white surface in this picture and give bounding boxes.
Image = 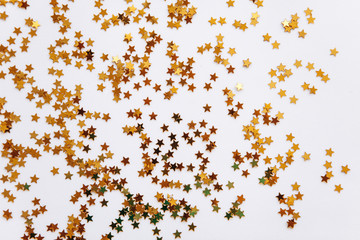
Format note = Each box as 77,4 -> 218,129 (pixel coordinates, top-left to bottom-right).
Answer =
0,0 -> 360,239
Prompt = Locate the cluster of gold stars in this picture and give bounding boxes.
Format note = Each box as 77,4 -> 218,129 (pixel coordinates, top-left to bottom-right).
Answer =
0,1 -> 351,239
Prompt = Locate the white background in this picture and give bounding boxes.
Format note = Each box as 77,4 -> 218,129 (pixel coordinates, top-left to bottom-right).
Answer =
0,0 -> 360,239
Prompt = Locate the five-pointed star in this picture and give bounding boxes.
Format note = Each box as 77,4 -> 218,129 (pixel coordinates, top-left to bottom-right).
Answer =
334,184 -> 343,193
272,41 -> 280,49
282,19 -> 290,27
263,33 -> 271,42
112,56 -> 120,63
341,165 -> 350,174
235,83 -> 243,91
32,21 -> 40,29
330,48 -> 339,56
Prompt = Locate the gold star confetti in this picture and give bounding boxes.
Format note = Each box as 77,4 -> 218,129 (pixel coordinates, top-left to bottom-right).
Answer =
330,48 -> 339,56
235,83 -> 243,91
0,1 -> 353,239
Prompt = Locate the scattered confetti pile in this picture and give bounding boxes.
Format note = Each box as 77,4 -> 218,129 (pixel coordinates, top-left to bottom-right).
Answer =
0,0 -> 353,239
